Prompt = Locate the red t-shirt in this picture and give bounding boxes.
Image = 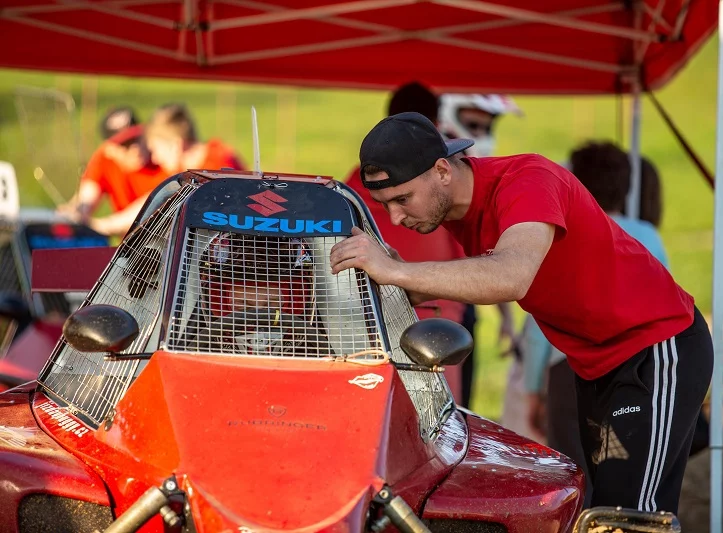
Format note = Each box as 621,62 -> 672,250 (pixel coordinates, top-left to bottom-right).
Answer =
202,138 -> 246,171
345,167 -> 466,323
82,146 -> 167,211
443,155 -> 694,380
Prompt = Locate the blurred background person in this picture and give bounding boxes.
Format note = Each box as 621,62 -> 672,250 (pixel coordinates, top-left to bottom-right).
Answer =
522,141 -> 675,506
439,94 -> 522,158
58,106 -> 167,237
344,81 -> 468,404
144,103 -> 246,176
573,142 -> 668,267
345,83 -> 521,408
439,93 -> 529,429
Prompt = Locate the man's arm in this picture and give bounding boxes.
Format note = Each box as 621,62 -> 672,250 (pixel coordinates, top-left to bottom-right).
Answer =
330,222 -> 555,305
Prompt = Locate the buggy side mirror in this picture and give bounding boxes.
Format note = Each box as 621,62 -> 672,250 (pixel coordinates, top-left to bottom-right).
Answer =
400,318 -> 473,368
63,304 -> 139,354
0,291 -> 32,323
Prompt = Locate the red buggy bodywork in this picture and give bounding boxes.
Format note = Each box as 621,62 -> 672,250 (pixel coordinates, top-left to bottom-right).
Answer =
0,171 -> 584,533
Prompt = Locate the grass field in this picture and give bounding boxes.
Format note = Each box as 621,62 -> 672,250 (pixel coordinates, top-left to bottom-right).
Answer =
0,36 -> 717,419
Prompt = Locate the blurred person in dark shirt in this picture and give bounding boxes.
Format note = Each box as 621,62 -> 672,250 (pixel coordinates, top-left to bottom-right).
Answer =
344,82 -> 516,407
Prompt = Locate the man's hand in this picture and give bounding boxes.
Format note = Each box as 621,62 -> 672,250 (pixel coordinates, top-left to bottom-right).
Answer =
330,227 -> 405,285
384,243 -> 403,262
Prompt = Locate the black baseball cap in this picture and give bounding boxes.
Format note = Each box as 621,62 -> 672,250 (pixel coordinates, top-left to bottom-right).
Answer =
360,112 -> 474,190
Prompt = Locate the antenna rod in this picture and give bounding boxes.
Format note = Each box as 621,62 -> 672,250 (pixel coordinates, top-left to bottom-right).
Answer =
251,106 -> 261,175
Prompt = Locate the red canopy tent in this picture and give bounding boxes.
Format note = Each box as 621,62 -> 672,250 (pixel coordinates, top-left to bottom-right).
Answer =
0,0 -> 717,94
1,2 -> 722,532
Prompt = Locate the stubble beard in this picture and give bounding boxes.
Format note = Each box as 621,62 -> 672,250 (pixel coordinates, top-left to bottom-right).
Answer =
414,188 -> 452,234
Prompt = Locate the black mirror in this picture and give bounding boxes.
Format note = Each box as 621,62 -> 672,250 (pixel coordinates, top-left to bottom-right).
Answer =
0,291 -> 32,323
400,318 -> 473,368
63,304 -> 139,354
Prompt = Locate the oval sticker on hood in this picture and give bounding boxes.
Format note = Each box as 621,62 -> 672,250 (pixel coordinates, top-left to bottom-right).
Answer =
348,373 -> 384,390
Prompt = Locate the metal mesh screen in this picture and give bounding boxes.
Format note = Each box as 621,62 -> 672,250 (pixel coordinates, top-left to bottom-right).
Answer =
39,184 -> 198,426
378,284 -> 453,440
165,229 -> 383,359
358,220 -> 454,440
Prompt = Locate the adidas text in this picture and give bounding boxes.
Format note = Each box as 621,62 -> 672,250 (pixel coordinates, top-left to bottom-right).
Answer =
613,406 -> 641,417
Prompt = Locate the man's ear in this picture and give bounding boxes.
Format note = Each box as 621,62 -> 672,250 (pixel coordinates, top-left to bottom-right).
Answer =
435,158 -> 453,185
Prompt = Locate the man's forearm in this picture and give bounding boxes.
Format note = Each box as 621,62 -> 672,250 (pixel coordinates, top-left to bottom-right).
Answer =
393,254 -> 525,305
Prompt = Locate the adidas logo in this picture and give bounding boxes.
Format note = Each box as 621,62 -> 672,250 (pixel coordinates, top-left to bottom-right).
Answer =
613,406 -> 641,417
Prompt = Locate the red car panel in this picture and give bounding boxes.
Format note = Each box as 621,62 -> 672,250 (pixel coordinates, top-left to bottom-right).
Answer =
424,411 -> 584,533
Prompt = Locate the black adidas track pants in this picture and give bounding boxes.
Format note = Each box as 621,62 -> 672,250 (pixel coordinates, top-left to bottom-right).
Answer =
574,307 -> 713,513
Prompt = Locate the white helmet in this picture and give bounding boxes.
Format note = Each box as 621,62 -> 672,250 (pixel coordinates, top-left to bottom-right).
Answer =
439,94 -> 523,157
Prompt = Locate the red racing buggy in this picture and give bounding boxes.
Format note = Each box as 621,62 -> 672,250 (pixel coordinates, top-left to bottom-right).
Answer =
0,170 -> 588,533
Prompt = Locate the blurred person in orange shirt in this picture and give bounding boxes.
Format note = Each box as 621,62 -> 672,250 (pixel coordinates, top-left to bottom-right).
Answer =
345,82 -> 515,407
144,103 -> 246,177
59,106 -> 168,237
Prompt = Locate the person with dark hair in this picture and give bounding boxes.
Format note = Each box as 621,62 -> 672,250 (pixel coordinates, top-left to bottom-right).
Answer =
344,83 -> 514,407
387,82 -> 440,121
330,112 -> 713,514
522,142 -> 670,507
344,82 -> 467,404
572,141 -> 667,266
58,107 -> 166,236
100,106 -> 139,140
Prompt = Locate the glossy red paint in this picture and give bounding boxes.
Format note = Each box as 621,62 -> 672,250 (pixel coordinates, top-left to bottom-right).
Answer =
0,389 -> 111,532
0,320 -> 63,388
34,352 -> 466,532
423,410 -> 585,533
19,351 -> 584,531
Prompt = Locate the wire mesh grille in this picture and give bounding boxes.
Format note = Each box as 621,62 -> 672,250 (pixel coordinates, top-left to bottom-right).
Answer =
360,222 -> 454,440
39,183 -> 198,426
165,229 -> 383,359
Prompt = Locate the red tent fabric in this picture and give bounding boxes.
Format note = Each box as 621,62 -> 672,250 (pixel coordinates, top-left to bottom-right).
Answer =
0,0 -> 717,94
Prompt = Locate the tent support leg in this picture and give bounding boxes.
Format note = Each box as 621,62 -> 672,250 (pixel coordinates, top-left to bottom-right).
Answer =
711,3 -> 723,533
626,81 -> 642,220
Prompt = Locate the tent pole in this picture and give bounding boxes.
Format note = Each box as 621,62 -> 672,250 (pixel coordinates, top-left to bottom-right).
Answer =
710,3 -> 723,532
626,81 -> 642,220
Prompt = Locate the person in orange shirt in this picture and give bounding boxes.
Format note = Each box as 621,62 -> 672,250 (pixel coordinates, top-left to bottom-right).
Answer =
143,103 -> 246,177
59,107 -> 168,236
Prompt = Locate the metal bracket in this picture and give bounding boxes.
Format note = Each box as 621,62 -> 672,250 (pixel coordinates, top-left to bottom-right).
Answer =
370,485 -> 431,533
573,506 -> 681,533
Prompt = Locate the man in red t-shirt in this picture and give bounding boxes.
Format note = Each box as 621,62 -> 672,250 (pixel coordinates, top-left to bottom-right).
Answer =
330,112 -> 713,514
345,82 -> 518,407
